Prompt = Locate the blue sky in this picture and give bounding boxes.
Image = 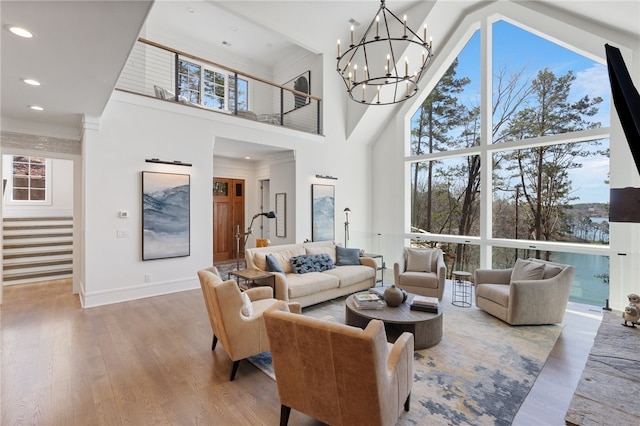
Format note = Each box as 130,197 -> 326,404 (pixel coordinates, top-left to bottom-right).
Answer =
453,20 -> 611,205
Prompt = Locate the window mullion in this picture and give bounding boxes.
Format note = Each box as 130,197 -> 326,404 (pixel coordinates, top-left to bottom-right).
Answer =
479,17 -> 493,269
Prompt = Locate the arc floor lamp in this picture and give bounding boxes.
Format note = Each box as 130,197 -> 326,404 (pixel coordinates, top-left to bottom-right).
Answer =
236,211 -> 276,270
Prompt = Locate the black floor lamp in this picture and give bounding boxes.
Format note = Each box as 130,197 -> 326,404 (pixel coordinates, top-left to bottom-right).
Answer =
343,207 -> 351,247
236,211 -> 276,270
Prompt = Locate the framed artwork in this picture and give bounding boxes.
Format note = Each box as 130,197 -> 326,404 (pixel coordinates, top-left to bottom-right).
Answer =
142,171 -> 190,260
276,192 -> 286,237
311,184 -> 334,242
283,70 -> 311,113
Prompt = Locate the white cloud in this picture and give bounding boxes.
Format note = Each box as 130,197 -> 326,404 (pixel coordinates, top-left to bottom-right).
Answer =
571,64 -> 610,126
573,64 -> 609,100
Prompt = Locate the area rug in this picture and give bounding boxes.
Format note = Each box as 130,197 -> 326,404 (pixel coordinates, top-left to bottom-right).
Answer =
248,282 -> 563,425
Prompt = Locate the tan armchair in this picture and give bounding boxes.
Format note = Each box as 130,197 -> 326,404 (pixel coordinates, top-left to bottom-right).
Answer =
394,247 -> 447,300
197,267 -> 300,380
474,258 -> 576,325
263,302 -> 414,426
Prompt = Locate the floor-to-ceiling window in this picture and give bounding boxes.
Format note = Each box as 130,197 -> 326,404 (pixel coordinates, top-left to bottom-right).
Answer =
408,19 -> 610,307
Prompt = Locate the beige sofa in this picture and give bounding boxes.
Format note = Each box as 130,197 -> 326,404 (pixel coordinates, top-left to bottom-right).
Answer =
245,241 -> 377,308
474,258 -> 576,325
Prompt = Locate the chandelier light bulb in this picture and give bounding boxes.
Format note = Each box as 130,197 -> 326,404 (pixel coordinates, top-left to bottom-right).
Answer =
403,15 -> 407,38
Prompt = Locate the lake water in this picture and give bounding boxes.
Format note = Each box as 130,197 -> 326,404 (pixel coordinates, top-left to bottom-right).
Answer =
551,251 -> 609,307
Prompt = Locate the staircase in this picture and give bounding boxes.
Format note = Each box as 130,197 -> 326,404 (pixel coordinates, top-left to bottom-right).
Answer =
3,216 -> 73,284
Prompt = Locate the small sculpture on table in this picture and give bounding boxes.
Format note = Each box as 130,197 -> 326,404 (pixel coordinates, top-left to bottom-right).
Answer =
383,285 -> 407,307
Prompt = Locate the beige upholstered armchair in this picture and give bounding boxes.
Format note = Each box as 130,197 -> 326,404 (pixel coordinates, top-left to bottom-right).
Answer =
263,302 -> 414,426
197,267 -> 300,381
474,258 -> 576,325
394,247 -> 447,300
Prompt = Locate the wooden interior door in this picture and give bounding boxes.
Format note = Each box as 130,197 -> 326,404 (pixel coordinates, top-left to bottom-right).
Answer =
213,178 -> 245,263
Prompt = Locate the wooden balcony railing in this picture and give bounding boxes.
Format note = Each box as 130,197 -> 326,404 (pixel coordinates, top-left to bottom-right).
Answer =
116,38 -> 323,135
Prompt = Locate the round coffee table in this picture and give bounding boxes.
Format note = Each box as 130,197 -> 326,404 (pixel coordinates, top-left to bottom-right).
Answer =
345,293 -> 443,349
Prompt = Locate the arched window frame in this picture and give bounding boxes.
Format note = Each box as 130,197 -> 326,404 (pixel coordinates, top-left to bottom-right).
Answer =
401,2 -> 621,273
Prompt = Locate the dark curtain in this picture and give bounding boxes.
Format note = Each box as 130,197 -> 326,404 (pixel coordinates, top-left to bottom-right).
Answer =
605,44 -> 640,176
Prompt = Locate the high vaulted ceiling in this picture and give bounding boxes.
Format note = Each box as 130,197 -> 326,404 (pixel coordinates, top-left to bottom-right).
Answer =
1,0 -> 639,139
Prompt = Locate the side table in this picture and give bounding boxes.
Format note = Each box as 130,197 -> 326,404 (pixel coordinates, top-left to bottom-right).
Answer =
228,269 -> 277,299
451,270 -> 472,308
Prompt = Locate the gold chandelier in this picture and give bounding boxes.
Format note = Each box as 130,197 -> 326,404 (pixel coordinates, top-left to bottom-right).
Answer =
336,0 -> 433,105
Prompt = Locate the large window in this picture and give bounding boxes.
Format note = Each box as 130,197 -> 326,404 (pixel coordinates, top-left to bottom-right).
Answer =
407,19 -> 610,306
178,59 -> 249,112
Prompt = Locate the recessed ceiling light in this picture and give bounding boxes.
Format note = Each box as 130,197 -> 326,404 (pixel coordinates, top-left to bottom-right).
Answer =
22,78 -> 40,86
7,25 -> 34,38
245,156 -> 251,160
187,7 -> 195,13
28,105 -> 44,111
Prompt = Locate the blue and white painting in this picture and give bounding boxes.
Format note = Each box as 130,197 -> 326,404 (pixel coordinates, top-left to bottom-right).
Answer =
312,184 -> 334,241
142,172 -> 190,260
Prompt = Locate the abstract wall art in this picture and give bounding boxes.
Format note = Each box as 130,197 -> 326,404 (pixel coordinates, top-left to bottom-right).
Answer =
311,184 -> 334,242
142,171 -> 190,260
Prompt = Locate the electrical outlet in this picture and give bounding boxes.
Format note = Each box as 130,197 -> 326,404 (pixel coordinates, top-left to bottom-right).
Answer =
144,274 -> 151,283
116,229 -> 130,238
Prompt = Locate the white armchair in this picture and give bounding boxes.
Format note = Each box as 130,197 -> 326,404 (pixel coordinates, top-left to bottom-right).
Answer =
474,258 -> 575,325
394,247 -> 447,300
197,267 -> 301,380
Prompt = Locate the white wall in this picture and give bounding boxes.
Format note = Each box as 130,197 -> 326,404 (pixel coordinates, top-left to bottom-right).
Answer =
81,97 -> 215,307
79,89 -> 372,306
268,154 -> 296,245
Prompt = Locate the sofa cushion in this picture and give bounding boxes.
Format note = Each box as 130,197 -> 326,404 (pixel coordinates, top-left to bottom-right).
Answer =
542,264 -> 563,279
265,254 -> 284,273
305,245 -> 337,264
336,246 -> 360,265
254,246 -> 305,273
324,265 -> 375,287
476,283 -> 510,307
398,271 -> 439,289
406,248 -> 432,272
510,259 -> 545,283
290,254 -> 335,274
286,272 -> 339,299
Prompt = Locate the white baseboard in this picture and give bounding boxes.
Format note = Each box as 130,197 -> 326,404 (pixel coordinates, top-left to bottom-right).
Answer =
81,277 -> 199,308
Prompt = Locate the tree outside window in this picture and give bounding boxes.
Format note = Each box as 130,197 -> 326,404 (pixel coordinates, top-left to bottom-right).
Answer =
229,75 -> 249,112
178,60 -> 201,103
407,19 -> 610,306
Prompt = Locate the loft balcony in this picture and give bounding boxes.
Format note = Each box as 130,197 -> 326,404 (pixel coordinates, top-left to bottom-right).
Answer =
116,38 -> 323,135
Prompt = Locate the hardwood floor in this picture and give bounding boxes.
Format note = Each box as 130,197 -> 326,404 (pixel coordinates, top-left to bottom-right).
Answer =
1,279 -> 601,425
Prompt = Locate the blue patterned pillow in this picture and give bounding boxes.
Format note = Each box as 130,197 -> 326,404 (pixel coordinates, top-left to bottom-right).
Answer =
290,254 -> 335,274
